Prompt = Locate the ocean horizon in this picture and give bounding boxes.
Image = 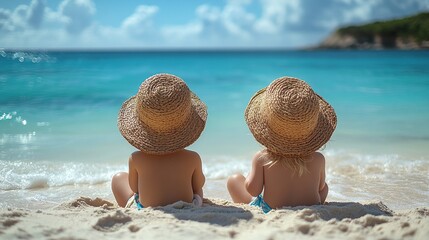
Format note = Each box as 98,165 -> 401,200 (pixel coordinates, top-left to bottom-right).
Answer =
1,49 -> 428,210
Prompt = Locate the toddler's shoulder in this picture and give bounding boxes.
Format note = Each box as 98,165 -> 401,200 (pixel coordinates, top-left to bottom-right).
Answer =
129,151 -> 145,162
179,149 -> 202,164
312,152 -> 325,159
252,149 -> 270,166
310,152 -> 325,167
181,149 -> 200,157
254,149 -> 268,158
130,150 -> 145,158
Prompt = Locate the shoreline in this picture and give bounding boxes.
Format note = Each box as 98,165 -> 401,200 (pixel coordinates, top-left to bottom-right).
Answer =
1,176 -> 428,211
1,196 -> 427,240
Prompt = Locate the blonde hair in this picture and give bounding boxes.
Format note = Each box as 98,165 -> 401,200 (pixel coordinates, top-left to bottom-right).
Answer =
264,149 -> 309,176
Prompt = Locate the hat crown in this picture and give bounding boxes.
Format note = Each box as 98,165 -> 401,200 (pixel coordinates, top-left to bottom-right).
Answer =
264,77 -> 320,139
135,74 -> 192,131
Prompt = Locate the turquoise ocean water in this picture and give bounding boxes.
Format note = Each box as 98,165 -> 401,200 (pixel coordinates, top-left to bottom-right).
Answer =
1,50 -> 428,209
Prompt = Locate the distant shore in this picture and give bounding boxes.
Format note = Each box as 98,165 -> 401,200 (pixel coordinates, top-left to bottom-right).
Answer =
317,12 -> 429,50
317,33 -> 429,50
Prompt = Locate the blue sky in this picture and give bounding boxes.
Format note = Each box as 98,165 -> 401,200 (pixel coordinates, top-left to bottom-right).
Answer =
0,0 -> 428,49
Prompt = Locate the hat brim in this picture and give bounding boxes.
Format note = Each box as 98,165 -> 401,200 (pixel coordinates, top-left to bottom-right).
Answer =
118,92 -> 207,154
245,88 -> 337,157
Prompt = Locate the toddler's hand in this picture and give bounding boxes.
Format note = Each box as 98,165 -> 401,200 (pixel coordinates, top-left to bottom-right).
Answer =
192,194 -> 203,207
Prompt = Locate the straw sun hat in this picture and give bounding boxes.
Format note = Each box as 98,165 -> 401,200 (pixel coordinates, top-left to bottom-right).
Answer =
118,74 -> 207,154
245,76 -> 337,157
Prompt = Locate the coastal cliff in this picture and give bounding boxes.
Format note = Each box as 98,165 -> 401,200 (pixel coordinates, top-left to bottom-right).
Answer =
319,12 -> 429,49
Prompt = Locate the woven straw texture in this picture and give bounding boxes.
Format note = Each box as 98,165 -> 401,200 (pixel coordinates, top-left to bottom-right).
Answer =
118,74 -> 207,154
245,76 -> 337,157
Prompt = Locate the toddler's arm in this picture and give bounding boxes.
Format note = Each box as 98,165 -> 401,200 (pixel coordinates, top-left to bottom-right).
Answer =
317,153 -> 329,203
128,154 -> 138,193
245,151 -> 265,197
192,153 -> 205,200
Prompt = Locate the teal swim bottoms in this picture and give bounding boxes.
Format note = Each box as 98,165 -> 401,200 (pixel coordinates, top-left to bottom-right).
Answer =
250,194 -> 272,213
125,193 -> 144,210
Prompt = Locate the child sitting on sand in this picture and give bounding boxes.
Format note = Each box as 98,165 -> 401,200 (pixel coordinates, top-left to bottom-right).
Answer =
111,73 -> 207,209
227,76 -> 337,213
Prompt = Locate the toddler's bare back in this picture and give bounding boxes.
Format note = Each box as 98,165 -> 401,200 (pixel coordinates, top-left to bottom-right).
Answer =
129,149 -> 205,207
262,152 -> 326,208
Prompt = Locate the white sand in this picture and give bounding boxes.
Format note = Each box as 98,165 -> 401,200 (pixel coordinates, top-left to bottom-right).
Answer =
0,197 -> 427,240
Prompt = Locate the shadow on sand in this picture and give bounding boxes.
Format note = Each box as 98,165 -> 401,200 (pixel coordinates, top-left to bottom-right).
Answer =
278,201 -> 394,221
154,198 -> 254,226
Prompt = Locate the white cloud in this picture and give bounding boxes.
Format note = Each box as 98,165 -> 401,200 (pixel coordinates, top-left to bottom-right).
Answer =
59,0 -> 95,34
196,5 -> 222,22
10,5 -> 30,31
0,0 -> 48,33
254,0 -> 301,34
222,2 -> 255,38
162,1 -> 256,47
0,0 -> 94,34
27,0 -> 46,28
121,5 -> 158,35
0,0 -> 159,48
0,0 -> 427,49
0,9 -> 12,31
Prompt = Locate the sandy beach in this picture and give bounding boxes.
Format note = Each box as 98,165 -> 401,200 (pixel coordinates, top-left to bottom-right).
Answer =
1,196 -> 428,240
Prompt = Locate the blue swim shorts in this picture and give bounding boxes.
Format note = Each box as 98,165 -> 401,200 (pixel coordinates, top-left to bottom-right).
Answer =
125,193 -> 144,210
250,194 -> 272,213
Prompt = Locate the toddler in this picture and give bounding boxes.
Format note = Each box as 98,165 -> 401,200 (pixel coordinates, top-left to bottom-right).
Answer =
227,76 -> 337,213
112,73 -> 207,208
